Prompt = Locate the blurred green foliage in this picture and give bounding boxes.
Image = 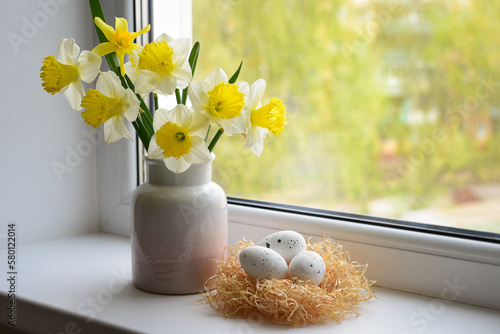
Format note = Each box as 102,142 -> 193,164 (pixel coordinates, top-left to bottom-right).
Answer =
192,0 -> 500,222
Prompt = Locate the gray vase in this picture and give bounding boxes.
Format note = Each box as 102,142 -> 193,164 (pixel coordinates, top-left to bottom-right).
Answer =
131,156 -> 228,294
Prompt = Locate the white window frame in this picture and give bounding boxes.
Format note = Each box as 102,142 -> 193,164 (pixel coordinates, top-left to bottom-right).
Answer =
97,0 -> 500,311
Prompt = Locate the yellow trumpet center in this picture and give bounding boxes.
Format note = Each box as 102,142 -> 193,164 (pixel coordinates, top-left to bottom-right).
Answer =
113,28 -> 134,50
251,97 -> 287,135
138,40 -> 175,75
40,56 -> 79,94
156,122 -> 192,159
207,82 -> 245,119
80,89 -> 123,128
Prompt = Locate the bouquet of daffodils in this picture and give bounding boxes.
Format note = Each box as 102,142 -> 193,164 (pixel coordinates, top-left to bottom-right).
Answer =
40,0 -> 286,173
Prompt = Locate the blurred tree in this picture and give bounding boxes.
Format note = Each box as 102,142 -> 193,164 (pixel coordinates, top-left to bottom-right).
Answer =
192,0 -> 500,221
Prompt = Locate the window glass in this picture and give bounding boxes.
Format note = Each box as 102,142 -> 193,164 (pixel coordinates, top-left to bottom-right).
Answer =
192,0 -> 500,234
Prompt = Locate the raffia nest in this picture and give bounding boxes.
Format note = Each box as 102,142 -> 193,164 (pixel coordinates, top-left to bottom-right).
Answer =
201,237 -> 376,327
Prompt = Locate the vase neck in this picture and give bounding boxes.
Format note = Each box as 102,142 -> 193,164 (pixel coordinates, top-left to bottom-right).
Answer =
145,159 -> 212,186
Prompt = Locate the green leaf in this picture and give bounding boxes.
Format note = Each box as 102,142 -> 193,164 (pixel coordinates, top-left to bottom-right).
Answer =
181,42 -> 201,104
228,61 -> 243,84
188,42 -> 200,76
131,118 -> 151,151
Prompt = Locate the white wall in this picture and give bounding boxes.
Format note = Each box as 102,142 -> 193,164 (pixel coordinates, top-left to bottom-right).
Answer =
0,0 -> 102,247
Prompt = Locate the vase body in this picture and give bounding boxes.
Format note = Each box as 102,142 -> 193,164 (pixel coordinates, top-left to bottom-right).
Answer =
131,157 -> 228,294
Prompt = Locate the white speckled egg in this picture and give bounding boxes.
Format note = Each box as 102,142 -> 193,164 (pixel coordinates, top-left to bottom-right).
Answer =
257,230 -> 307,264
239,246 -> 288,280
288,251 -> 326,285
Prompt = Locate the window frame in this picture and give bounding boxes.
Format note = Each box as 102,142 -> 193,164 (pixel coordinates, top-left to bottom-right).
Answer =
227,199 -> 500,310
228,197 -> 500,244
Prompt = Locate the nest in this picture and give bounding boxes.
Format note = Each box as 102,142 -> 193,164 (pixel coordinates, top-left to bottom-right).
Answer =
201,237 -> 376,327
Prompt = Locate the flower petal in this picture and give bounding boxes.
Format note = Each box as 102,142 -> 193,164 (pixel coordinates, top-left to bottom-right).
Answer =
96,71 -> 120,97
135,74 -> 158,95
115,17 -> 128,32
115,49 -> 127,76
164,156 -> 191,173
57,38 -> 79,65
188,81 -> 209,111
219,114 -> 247,135
104,115 -> 132,143
154,33 -> 174,43
185,136 -> 212,163
152,75 -> 176,96
205,68 -> 228,87
147,134 -> 164,160
188,110 -> 210,138
171,61 -> 192,89
152,108 -> 171,132
169,104 -> 191,126
124,61 -> 140,82
247,79 -> 267,111
77,50 -> 102,83
122,89 -> 140,122
245,125 -> 268,157
64,80 -> 84,111
131,24 -> 151,39
94,17 -> 115,42
169,38 -> 191,66
92,42 -> 116,57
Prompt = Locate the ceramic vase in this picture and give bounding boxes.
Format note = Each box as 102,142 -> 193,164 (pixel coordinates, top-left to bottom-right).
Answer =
131,157 -> 228,294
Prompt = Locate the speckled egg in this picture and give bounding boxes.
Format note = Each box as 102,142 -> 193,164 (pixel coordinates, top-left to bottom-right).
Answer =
288,251 -> 326,285
239,246 -> 288,280
257,230 -> 307,264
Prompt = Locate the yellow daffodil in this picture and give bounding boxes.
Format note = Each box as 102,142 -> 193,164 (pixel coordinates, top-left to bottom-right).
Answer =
243,79 -> 287,156
188,68 -> 248,135
40,38 -> 102,110
148,104 -> 211,173
92,17 -> 150,76
126,33 -> 192,95
80,71 -> 140,143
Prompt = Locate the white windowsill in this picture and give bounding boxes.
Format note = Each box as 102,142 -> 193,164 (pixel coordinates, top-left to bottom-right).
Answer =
1,233 -> 499,334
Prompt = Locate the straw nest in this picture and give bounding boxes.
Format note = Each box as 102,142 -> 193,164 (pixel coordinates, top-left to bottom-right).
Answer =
200,237 -> 376,327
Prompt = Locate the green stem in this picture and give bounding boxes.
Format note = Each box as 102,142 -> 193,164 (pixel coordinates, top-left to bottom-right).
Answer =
181,88 -> 188,105
132,119 -> 150,151
140,113 -> 154,137
207,128 -> 224,152
181,42 -> 200,105
154,94 -> 158,111
204,124 -> 212,143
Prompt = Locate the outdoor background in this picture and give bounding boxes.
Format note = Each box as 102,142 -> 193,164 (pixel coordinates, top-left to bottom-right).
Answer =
192,0 -> 500,234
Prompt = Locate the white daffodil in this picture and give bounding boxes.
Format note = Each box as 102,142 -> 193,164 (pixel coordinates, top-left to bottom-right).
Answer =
188,68 -> 248,135
127,33 -> 192,96
148,104 -> 212,173
244,79 -> 287,156
40,38 -> 102,111
80,71 -> 140,143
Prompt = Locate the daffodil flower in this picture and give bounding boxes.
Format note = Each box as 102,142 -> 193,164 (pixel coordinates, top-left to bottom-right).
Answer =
126,33 -> 192,96
92,17 -> 150,76
80,71 -> 140,143
188,68 -> 248,135
148,104 -> 212,173
40,38 -> 102,111
244,79 -> 287,156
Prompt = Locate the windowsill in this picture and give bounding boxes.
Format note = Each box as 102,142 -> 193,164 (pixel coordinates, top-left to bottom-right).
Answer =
1,233 -> 499,333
